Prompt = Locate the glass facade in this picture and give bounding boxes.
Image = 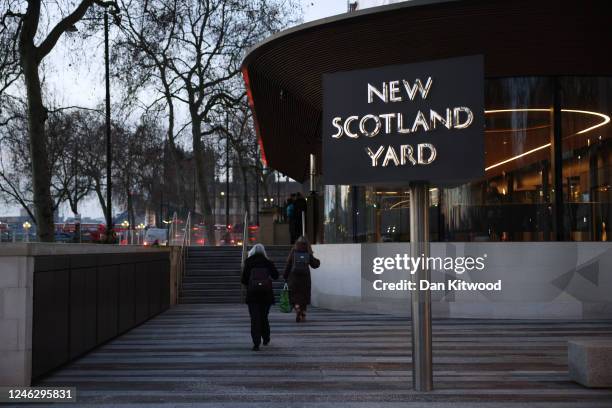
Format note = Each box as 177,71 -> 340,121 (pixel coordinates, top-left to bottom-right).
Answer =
323,77 -> 612,242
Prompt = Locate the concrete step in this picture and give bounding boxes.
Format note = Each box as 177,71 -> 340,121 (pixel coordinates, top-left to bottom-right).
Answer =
179,297 -> 242,304
181,285 -> 240,298
182,276 -> 240,283
181,281 -> 285,289
184,272 -> 241,278
180,246 -> 291,304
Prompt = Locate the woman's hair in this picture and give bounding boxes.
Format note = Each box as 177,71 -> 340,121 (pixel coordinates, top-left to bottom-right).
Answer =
293,236 -> 312,254
248,243 -> 267,258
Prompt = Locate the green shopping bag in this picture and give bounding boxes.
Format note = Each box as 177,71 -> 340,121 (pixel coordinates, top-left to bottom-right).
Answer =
279,283 -> 291,313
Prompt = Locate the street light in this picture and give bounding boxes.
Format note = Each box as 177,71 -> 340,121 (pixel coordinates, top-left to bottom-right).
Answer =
102,2 -> 120,243
136,223 -> 145,245
121,220 -> 129,244
64,3 -> 119,245
22,221 -> 31,243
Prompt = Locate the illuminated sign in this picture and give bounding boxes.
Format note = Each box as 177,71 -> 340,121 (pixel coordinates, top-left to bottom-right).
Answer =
322,55 -> 484,185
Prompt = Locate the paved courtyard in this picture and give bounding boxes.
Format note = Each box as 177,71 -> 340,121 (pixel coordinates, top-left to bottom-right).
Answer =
35,304 -> 612,407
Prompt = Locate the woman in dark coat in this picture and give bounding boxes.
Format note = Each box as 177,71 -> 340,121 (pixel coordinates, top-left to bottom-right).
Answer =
283,236 -> 320,322
241,244 -> 279,351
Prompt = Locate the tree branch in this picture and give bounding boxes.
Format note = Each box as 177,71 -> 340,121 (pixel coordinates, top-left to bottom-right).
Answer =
36,0 -> 97,62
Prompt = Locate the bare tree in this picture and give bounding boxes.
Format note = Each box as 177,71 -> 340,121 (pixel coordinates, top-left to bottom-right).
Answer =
114,0 -> 191,211
0,3 -> 22,129
113,0 -> 300,243
0,107 -> 86,222
1,0 -> 116,241
221,101 -> 255,219
113,117 -> 164,227
169,0 -> 299,243
51,110 -> 96,216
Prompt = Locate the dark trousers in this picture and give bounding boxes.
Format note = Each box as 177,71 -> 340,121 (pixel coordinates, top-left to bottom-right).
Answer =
248,303 -> 271,346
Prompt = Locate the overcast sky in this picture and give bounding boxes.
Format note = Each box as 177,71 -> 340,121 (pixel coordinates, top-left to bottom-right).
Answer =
2,0 -> 349,218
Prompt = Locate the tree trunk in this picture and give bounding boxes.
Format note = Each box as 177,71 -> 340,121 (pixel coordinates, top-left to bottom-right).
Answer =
94,177 -> 108,222
191,115 -> 215,245
70,199 -> 81,243
127,190 -> 135,228
21,47 -> 55,242
240,164 -> 249,219
162,77 -> 188,211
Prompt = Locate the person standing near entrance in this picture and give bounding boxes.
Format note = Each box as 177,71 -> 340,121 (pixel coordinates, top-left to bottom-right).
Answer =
286,193 -> 297,243
241,244 -> 279,351
284,236 -> 320,322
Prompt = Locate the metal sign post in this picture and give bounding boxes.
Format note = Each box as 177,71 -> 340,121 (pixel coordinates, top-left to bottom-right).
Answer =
409,182 -> 433,391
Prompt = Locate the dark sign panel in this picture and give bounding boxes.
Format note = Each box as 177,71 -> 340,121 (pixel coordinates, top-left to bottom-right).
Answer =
322,55 -> 484,185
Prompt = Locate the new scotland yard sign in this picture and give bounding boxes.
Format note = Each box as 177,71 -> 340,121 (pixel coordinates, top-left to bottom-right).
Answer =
322,55 -> 484,185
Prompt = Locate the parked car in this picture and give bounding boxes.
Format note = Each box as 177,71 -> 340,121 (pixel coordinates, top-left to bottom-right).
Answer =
144,228 -> 168,246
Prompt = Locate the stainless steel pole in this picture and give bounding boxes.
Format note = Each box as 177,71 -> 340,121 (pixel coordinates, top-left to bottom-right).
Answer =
225,126 -> 230,227
241,212 -> 248,268
309,153 -> 316,192
409,182 -> 433,391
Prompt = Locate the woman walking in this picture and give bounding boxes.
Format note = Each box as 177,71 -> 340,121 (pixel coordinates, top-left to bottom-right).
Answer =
241,244 -> 279,351
284,236 -> 320,322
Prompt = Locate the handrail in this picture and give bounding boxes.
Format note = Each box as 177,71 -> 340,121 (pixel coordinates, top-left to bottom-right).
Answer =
170,212 -> 178,245
176,211 -> 191,297
241,211 -> 249,268
184,212 -> 192,246
240,211 -> 249,303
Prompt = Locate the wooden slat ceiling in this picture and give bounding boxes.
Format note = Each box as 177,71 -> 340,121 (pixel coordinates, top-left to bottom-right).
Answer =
242,0 -> 612,182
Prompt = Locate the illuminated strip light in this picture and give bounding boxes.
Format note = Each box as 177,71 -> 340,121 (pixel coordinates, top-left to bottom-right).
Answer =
485,108 -> 552,114
390,199 -> 410,210
484,108 -> 611,172
563,109 -> 611,134
485,143 -> 551,171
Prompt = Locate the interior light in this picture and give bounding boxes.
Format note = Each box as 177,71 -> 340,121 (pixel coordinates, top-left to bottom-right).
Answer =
484,108 -> 610,172
389,199 -> 410,209
564,109 -> 611,134
485,143 -> 551,171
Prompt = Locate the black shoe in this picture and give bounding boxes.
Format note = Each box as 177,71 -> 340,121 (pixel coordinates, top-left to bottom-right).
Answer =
252,345 -> 260,351
263,339 -> 270,346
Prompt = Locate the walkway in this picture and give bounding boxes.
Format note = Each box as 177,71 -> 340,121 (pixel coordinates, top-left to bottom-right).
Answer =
37,304 -> 612,407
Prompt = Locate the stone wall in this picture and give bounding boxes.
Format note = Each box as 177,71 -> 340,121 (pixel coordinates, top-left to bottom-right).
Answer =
0,244 -> 171,386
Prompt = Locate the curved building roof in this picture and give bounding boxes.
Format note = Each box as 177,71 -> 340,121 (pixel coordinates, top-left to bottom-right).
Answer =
242,0 -> 612,182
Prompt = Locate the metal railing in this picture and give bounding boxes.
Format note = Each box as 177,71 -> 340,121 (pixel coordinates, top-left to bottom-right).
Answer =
175,211 -> 191,295
241,211 -> 249,268
240,211 -> 249,302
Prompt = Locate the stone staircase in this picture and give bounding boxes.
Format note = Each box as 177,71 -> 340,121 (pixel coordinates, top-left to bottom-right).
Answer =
179,245 -> 292,304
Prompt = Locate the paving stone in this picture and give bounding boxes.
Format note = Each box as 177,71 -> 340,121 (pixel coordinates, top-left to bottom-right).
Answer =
35,304 -> 612,407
